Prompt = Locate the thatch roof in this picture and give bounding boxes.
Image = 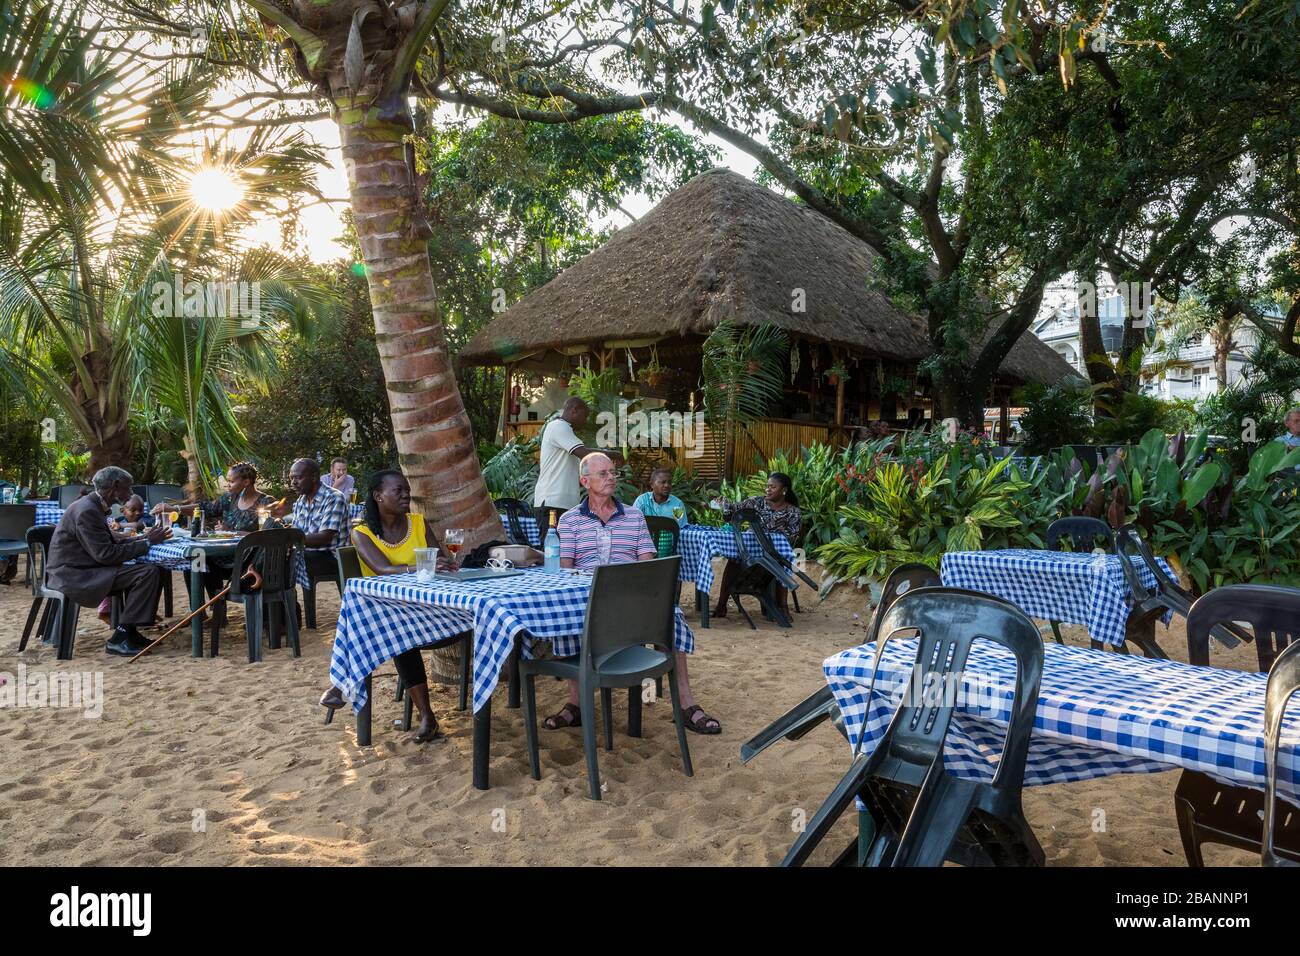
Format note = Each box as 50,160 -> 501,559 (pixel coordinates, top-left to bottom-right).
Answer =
461,168 -> 1077,386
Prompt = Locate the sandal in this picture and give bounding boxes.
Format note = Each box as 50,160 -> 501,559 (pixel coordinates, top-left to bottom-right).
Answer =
681,704 -> 721,735
542,702 -> 582,730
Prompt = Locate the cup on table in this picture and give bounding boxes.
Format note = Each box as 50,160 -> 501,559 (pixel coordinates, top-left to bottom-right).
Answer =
413,547 -> 439,582
257,505 -> 269,529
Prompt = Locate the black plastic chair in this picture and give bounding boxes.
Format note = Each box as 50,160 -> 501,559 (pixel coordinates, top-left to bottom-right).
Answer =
54,484 -> 93,508
741,562 -> 941,765
1264,640 -> 1300,867
220,528 -> 305,662
520,556 -> 692,800
783,588 -> 1045,868
740,510 -> 819,611
493,498 -> 533,546
1046,516 -> 1114,553
644,515 -> 681,558
1174,584 -> 1300,866
1043,517 -> 1115,646
143,484 -> 185,510
0,503 -> 35,584
325,546 -> 472,735
17,525 -> 75,654
1110,526 -> 1191,660
721,509 -> 805,629
1188,584 -> 1298,673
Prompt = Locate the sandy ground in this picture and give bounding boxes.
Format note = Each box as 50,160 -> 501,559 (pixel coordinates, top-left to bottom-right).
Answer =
0,560 -> 1265,867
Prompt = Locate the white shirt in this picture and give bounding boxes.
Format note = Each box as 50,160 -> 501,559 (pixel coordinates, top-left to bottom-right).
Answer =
533,417 -> 584,508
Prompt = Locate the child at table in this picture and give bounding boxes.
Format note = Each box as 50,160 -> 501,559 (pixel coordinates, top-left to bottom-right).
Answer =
632,468 -> 688,527
99,495 -> 156,623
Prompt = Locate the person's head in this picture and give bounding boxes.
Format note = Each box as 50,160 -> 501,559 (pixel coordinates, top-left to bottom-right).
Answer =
122,494 -> 145,522
765,471 -> 798,506
579,452 -> 618,501
330,457 -> 349,480
91,466 -> 134,506
363,469 -> 410,535
649,467 -> 673,501
288,458 -> 321,495
1286,408 -> 1300,436
561,396 -> 590,428
225,461 -> 258,495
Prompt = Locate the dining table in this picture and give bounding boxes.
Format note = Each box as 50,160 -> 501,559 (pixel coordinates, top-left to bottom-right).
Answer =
329,566 -> 696,790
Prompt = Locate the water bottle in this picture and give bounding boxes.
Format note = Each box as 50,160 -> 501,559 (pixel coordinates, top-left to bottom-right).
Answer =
544,513 -> 561,572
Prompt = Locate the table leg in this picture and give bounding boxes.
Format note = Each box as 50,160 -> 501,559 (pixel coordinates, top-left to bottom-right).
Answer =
189,567 -> 204,658
473,699 -> 491,790
356,673 -> 372,746
696,588 -> 710,629
506,638 -> 522,710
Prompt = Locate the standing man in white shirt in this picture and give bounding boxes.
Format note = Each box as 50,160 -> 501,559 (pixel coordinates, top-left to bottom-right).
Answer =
532,397 -> 623,539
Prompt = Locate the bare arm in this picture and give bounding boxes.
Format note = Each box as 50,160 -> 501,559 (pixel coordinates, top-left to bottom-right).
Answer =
350,528 -> 410,575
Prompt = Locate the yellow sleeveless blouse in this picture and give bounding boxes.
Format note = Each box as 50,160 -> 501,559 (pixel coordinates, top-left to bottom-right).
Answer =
352,513 -> 428,575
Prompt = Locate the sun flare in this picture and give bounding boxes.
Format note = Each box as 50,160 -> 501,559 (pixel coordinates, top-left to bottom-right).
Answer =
189,166 -> 245,213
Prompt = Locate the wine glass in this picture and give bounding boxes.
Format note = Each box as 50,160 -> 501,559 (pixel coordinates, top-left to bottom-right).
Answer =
256,505 -> 269,529
444,528 -> 466,568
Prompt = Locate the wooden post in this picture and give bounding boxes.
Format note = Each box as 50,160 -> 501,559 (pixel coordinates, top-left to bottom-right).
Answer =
999,392 -> 1011,444
496,364 -> 513,445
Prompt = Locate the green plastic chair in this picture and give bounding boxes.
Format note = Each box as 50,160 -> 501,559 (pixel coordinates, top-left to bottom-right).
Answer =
520,556 -> 692,800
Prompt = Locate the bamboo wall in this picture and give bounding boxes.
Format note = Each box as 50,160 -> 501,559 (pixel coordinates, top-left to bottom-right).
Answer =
503,416 -> 849,480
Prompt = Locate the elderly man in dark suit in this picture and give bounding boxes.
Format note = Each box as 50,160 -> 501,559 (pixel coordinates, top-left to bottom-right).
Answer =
47,466 -> 170,656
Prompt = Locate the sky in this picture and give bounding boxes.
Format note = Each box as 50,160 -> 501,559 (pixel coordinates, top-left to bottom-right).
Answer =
244,111 -> 761,264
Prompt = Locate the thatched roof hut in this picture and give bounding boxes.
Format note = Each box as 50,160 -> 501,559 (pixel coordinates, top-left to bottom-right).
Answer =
461,168 -> 1076,387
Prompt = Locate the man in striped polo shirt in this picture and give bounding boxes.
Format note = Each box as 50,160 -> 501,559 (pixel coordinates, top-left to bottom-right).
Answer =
544,453 -> 721,735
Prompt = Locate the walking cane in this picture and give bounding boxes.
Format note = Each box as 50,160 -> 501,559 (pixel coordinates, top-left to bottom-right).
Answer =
129,564 -> 263,662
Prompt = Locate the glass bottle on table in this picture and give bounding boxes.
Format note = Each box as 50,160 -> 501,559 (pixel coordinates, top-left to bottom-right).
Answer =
544,513 -> 561,571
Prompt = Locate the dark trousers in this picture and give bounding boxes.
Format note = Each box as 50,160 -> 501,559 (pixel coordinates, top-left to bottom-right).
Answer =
106,564 -> 164,627
534,505 -> 568,545
394,649 -> 426,688
304,550 -> 337,581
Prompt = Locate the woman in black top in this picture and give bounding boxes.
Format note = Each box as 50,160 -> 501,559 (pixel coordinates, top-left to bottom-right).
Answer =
712,472 -> 802,619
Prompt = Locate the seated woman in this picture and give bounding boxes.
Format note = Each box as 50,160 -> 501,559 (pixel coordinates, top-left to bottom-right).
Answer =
153,462 -> 275,616
318,469 -> 454,743
711,471 -> 802,618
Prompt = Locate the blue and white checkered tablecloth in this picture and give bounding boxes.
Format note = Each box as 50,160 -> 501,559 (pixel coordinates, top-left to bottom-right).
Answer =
941,549 -> 1174,648
34,502 -> 64,526
134,539 -> 313,590
678,524 -> 798,596
827,639 -> 1300,803
346,505 -> 540,548
330,567 -> 695,714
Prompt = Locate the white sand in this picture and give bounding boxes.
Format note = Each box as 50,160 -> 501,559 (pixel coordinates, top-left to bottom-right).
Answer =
0,566 -> 1263,866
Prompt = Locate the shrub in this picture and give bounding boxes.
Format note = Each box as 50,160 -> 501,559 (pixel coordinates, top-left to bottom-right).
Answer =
1015,380 -> 1092,454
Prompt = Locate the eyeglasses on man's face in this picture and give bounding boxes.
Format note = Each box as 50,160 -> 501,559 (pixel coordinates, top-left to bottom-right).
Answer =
586,469 -> 618,479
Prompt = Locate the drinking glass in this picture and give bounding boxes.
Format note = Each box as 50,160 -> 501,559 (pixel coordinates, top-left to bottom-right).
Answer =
257,505 -> 269,529
444,528 -> 466,566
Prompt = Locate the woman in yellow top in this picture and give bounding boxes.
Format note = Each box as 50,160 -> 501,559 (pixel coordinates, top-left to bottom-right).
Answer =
320,469 -> 454,742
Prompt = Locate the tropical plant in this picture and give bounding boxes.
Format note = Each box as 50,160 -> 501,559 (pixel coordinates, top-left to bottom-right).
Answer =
480,437 -> 540,502
1015,380 -> 1093,455
700,321 -> 789,475
815,454 -> 1030,586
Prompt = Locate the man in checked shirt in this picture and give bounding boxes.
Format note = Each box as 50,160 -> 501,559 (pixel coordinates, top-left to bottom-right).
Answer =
269,457 -> 350,584
544,452 -> 721,735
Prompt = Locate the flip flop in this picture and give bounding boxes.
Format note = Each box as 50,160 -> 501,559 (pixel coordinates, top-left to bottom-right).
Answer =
542,702 -> 582,730
682,704 -> 721,735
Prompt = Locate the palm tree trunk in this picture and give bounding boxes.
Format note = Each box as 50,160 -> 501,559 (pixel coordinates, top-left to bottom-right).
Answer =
73,349 -> 131,475
328,84 -> 499,553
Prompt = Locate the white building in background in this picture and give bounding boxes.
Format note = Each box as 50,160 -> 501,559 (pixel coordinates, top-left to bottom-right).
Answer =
1031,288 -> 1277,399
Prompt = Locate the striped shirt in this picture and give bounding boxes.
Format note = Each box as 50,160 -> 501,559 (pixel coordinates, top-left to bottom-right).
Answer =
291,482 -> 349,551
557,498 -> 655,568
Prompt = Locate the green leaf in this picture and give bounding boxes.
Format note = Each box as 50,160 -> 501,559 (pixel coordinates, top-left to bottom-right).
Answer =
1181,462 -> 1220,509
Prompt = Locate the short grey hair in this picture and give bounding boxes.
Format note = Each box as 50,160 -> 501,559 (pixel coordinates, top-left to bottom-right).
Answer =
92,466 -> 133,491
1286,407 -> 1300,422
579,452 -> 611,477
